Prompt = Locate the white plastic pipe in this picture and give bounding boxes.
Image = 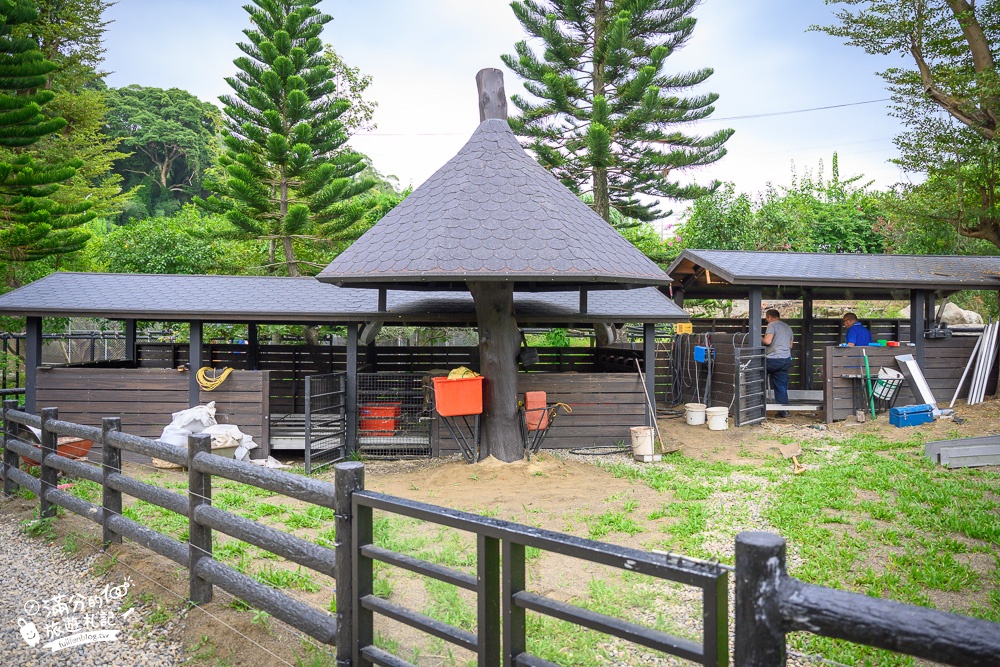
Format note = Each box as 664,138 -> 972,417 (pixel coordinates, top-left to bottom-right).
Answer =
951,333 -> 983,408
979,323 -> 999,404
971,322 -> 997,405
969,323 -> 989,405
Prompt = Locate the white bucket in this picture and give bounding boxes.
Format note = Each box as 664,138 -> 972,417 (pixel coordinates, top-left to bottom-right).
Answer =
630,426 -> 655,457
706,407 -> 729,431
685,403 -> 707,426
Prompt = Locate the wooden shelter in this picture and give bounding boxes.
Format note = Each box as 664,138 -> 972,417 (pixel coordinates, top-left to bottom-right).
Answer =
666,250 -> 1000,419
0,272 -> 687,459
317,69 -> 673,460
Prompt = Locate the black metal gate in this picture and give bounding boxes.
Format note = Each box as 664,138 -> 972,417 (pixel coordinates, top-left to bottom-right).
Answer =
734,347 -> 766,426
304,372 -> 348,473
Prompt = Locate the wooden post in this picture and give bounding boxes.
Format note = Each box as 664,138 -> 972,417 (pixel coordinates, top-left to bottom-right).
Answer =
101,417 -> 122,547
735,532 -> 787,667
643,323 -> 657,420
469,282 -> 522,462
189,320 -> 203,407
353,476 -> 374,667
24,316 -> 42,414
377,288 -> 386,313
476,68 -> 507,121
334,462 -> 364,666
910,291 -> 926,370
801,290 -> 814,391
39,407 -> 58,519
579,289 -> 588,315
247,323 -> 259,370
124,319 -> 137,363
188,433 -> 213,604
749,287 -> 763,349
673,288 -> 685,308
346,323 -> 358,454
2,399 -> 19,497
925,292 -> 936,325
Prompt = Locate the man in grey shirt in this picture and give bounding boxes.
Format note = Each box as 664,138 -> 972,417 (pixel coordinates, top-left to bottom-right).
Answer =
762,308 -> 793,418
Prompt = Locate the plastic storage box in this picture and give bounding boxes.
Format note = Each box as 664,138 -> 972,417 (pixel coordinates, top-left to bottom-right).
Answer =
432,376 -> 484,417
889,404 -> 934,428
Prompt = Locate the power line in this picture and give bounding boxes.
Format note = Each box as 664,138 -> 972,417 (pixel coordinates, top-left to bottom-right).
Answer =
686,98 -> 892,123
354,98 -> 894,137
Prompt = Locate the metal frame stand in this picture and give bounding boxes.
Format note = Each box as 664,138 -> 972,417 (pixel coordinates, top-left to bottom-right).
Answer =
440,415 -> 480,463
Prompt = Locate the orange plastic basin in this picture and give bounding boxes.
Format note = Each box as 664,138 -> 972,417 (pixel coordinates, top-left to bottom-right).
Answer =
21,437 -> 94,466
432,376 -> 483,417
360,403 -> 401,435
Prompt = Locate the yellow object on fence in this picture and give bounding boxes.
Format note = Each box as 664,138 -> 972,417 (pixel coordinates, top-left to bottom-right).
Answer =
447,366 -> 480,379
196,367 -> 233,391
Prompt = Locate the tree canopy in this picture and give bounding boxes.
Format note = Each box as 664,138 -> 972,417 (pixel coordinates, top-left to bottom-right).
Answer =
503,0 -> 733,224
105,85 -> 220,220
0,0 -> 93,276
817,0 -> 1000,249
200,0 -> 378,277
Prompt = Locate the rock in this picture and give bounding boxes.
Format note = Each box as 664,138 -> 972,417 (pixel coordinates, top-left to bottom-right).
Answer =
900,302 -> 983,325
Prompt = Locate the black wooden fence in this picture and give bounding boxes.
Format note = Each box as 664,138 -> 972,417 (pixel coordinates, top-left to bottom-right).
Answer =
2,404 -> 999,666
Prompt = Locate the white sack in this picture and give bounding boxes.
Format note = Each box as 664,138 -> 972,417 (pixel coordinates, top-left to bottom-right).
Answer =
169,401 -> 217,433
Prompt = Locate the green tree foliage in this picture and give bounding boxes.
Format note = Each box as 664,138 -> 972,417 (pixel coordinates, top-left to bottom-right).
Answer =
201,0 -> 377,277
0,0 -> 93,276
817,0 -> 1000,250
322,44 -> 376,133
105,85 -> 220,221
678,155 -> 888,254
503,0 -> 733,224
19,0 -> 127,221
86,205 -> 264,275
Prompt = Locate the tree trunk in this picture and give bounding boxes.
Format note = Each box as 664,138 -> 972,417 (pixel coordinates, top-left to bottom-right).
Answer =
469,281 -> 522,462
282,236 -> 300,277
591,0 -> 611,222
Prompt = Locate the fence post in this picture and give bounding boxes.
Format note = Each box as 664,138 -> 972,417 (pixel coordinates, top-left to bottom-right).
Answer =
502,541 -> 526,667
735,532 -> 787,667
335,461 -> 363,666
101,417 -> 122,547
38,407 -> 58,519
2,399 -> 19,496
188,433 -> 213,605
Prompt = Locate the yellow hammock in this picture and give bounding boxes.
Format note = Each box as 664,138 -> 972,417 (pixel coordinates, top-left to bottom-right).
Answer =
196,366 -> 233,391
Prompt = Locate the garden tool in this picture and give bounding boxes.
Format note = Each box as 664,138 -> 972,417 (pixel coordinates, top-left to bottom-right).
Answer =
777,442 -> 806,475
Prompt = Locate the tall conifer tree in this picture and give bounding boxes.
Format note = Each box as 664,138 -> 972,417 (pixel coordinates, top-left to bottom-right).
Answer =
202,0 -> 375,276
0,0 -> 92,269
503,0 -> 733,224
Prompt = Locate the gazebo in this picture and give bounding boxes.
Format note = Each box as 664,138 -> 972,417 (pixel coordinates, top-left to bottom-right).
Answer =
318,69 -> 673,460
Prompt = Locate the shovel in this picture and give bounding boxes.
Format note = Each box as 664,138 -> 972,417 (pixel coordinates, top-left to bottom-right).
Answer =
777,442 -> 806,475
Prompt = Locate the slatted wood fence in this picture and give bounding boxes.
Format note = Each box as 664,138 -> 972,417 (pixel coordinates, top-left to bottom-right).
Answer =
34,367 -> 270,444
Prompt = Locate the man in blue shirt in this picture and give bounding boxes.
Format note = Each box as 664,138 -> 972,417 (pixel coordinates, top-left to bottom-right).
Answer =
843,313 -> 872,346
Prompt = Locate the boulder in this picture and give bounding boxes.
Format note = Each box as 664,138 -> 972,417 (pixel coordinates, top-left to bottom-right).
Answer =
900,302 -> 983,325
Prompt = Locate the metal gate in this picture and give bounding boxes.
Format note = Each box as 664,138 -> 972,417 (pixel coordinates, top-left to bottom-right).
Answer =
356,372 -> 432,459
304,372 -> 348,473
734,347 -> 766,426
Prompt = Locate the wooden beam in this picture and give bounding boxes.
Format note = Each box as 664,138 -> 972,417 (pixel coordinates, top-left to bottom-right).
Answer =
476,67 -> 507,121
801,290 -> 814,391
643,323 -> 657,419
346,323 -> 358,454
673,287 -> 685,308
579,289 -> 588,315
24,316 -> 42,414
247,323 -> 259,370
189,321 -> 203,407
749,287 -> 763,348
125,319 -> 137,363
910,290 -> 926,369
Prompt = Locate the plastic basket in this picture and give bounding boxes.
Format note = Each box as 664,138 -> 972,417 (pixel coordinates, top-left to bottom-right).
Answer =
432,376 -> 483,417
360,403 -> 402,435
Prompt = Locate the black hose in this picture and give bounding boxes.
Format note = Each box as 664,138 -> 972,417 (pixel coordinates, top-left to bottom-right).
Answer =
567,445 -> 631,456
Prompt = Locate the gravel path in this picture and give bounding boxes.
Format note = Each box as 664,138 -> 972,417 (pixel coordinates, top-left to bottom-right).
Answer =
0,513 -> 183,666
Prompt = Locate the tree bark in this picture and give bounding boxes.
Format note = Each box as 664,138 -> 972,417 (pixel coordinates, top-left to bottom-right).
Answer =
469,281 -> 522,462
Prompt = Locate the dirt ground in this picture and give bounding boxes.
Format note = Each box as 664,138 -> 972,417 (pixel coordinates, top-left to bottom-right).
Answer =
2,398 -> 997,666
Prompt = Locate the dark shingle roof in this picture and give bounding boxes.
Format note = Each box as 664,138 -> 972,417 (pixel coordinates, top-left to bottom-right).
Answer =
667,250 -> 1000,299
317,119 -> 670,290
0,273 -> 687,324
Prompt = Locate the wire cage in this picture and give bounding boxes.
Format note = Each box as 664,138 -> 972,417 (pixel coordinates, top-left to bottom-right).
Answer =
304,372 -> 348,473
357,372 -> 433,459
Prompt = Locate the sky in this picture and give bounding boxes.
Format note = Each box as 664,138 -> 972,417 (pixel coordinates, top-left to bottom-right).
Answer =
103,1 -> 911,231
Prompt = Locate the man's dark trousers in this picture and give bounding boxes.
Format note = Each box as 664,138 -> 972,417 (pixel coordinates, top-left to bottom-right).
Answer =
766,357 -> 792,406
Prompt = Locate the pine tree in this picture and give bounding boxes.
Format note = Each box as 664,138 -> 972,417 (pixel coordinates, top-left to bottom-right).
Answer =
503,0 -> 734,224
201,0 -> 376,277
0,0 -> 93,268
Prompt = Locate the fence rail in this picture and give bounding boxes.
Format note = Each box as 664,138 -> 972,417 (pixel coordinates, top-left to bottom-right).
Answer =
2,406 -> 999,666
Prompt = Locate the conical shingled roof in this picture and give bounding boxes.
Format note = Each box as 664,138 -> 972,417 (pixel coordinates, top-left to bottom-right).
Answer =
317,119 -> 670,291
